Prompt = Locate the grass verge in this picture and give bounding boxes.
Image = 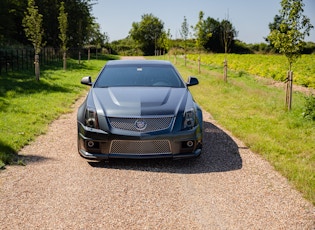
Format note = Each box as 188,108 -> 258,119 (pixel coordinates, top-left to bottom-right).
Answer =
0,57 -> 115,168
150,55 -> 315,205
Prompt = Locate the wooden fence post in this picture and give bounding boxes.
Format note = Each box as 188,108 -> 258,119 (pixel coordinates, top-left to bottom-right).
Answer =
285,71 -> 293,111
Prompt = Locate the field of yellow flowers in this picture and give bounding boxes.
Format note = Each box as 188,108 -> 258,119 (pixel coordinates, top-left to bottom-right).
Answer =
187,54 -> 315,88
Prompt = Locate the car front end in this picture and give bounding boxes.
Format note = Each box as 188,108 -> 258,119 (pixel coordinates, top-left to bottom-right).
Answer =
77,60 -> 203,160
78,110 -> 202,160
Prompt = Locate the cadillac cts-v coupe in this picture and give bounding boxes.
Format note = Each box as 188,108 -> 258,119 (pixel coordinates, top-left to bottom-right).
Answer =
77,60 -> 203,160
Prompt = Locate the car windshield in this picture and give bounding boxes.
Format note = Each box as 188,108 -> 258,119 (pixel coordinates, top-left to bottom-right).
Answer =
94,65 -> 185,88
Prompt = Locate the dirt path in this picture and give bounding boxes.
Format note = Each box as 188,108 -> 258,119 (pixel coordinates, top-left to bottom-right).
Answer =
120,56 -> 146,60
0,57 -> 314,229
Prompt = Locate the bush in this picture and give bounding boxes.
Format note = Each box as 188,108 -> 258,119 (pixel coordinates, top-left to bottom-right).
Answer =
303,94 -> 315,120
232,40 -> 253,54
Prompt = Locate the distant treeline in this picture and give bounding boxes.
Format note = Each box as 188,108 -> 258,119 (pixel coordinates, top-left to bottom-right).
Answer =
1,1 -> 314,56
110,38 -> 315,56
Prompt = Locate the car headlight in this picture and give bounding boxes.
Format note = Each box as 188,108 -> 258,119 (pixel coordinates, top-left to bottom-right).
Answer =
183,108 -> 196,129
85,107 -> 99,129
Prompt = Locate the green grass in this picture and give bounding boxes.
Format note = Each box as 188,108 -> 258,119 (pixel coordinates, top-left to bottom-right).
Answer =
150,55 -> 315,205
0,57 -> 115,168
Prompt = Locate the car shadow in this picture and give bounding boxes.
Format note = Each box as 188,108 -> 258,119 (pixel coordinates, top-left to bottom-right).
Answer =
0,139 -> 52,168
88,121 -> 243,174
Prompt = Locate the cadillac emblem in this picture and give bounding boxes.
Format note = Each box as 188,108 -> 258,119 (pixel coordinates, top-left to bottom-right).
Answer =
134,119 -> 147,131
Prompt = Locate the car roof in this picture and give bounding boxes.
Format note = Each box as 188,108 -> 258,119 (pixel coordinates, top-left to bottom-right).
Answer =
105,59 -> 173,66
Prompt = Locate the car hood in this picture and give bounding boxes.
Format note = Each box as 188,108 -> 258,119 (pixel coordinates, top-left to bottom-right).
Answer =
91,87 -> 188,117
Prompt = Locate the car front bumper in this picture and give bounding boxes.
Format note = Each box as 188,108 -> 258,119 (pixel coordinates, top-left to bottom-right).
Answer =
77,122 -> 202,160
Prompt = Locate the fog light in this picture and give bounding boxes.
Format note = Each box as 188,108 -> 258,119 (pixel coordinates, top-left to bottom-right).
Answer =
87,141 -> 95,148
186,141 -> 194,148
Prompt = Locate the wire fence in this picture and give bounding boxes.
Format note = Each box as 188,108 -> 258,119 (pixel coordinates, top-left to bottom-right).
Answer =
0,47 -> 103,74
0,48 -> 62,74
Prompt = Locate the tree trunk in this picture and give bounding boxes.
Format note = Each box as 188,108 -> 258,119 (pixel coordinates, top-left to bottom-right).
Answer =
63,52 -> 67,70
224,58 -> 228,82
198,56 -> 201,74
286,71 -> 293,111
34,54 -> 40,81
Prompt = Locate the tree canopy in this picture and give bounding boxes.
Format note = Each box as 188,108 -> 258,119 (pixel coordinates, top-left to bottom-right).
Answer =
191,11 -> 237,53
22,0 -> 45,55
58,1 -> 68,52
267,0 -> 313,70
180,16 -> 189,52
0,0 -> 104,49
129,14 -> 164,55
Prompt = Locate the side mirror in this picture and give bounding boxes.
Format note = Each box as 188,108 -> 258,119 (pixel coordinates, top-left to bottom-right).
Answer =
81,76 -> 92,86
186,76 -> 199,87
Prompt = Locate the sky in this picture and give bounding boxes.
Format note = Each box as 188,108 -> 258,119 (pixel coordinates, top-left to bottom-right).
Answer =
91,0 -> 315,44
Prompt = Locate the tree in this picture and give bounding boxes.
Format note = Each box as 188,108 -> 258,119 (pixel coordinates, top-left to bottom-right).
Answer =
180,16 -> 189,66
85,21 -> 107,59
129,14 -> 164,55
164,29 -> 172,59
267,0 -> 313,110
157,30 -> 169,55
221,18 -> 237,82
58,1 -> 68,70
193,11 -> 212,72
22,0 -> 45,81
37,0 -> 94,49
0,0 -> 28,46
221,19 -> 236,54
193,11 -> 207,52
203,17 -> 221,52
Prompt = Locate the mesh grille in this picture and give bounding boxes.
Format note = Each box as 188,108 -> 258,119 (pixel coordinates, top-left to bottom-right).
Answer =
110,140 -> 171,154
108,117 -> 173,132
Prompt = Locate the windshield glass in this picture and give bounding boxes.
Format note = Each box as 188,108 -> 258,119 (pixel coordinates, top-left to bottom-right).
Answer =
94,65 -> 185,88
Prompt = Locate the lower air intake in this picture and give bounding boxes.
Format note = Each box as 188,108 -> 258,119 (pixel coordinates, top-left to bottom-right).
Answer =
110,140 -> 171,154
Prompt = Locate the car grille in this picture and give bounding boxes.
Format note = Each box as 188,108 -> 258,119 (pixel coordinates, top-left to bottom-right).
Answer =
108,116 -> 173,132
109,140 -> 171,154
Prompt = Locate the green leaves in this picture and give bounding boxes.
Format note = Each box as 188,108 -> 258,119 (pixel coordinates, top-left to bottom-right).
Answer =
180,16 -> 190,42
3,0 -> 97,49
129,14 -> 164,55
303,94 -> 315,120
58,2 -> 68,52
267,0 -> 313,69
193,11 -> 209,51
22,0 -> 45,55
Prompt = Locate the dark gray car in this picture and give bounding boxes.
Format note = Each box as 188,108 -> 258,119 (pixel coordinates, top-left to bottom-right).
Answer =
77,60 -> 203,160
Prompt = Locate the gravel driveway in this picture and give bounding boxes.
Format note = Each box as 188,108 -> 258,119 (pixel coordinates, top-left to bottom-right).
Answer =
0,60 -> 314,229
